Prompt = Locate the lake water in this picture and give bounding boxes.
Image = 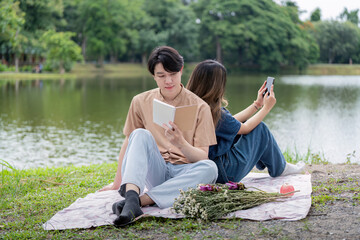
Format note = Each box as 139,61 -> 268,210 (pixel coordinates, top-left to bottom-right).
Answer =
1,74 -> 359,169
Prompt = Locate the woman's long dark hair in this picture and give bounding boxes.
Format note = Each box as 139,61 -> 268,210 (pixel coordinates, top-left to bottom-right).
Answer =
186,60 -> 228,126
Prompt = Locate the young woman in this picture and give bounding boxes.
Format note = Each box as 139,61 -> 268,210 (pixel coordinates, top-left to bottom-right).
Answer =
186,60 -> 304,183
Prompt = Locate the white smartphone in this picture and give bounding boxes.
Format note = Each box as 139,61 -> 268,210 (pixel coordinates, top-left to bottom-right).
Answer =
263,76 -> 275,96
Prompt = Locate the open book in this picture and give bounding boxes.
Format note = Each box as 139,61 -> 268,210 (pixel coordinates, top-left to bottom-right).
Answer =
153,99 -> 198,131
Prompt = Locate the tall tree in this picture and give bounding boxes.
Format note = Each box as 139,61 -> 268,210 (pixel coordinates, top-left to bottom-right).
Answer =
192,0 -> 315,71
310,8 -> 321,22
77,0 -> 139,65
137,0 -> 199,63
18,0 -> 63,32
339,8 -> 359,25
312,21 -> 360,63
0,0 -> 25,71
192,0 -> 246,63
41,30 -> 83,73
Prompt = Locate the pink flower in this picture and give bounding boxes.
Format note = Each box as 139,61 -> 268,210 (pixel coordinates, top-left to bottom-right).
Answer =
226,181 -> 239,190
199,184 -> 213,191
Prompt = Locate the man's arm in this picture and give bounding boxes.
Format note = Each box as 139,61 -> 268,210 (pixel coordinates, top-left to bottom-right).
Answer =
163,122 -> 208,162
99,137 -> 129,191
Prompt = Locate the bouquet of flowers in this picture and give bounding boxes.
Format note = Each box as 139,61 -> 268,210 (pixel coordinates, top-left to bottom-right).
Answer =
173,181 -> 297,220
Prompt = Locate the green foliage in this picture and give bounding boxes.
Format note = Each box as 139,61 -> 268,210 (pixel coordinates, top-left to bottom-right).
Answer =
339,7 -> 359,25
1,0 -> 360,70
147,0 -> 199,60
0,0 -> 24,41
77,0 -> 142,64
283,147 -> 329,165
19,65 -> 33,72
0,0 -> 25,63
310,8 -> 321,22
192,0 -> 315,71
18,0 -> 64,32
312,21 -> 360,64
0,0 -> 24,38
41,30 -> 83,73
0,63 -> 8,72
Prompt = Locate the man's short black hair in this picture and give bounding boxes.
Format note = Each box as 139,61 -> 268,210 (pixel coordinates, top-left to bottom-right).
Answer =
147,46 -> 184,75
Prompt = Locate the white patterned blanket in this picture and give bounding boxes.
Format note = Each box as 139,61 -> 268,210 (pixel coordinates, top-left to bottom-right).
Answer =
43,173 -> 312,230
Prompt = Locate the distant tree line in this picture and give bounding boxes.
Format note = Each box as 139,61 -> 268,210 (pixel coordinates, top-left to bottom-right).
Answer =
1,0 -> 360,73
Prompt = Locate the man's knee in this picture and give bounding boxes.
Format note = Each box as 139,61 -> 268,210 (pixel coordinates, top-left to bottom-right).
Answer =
129,128 -> 153,142
196,160 -> 218,182
130,128 -> 151,137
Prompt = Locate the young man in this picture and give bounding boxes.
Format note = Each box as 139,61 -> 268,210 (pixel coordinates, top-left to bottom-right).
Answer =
100,46 -> 218,226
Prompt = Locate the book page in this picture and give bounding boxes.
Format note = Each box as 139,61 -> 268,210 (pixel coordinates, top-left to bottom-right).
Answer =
153,99 -> 198,131
153,99 -> 175,128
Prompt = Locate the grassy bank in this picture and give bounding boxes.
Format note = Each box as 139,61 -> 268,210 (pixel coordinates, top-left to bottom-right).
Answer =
305,64 -> 360,75
1,63 -> 360,81
0,63 -> 148,80
1,151 -> 358,239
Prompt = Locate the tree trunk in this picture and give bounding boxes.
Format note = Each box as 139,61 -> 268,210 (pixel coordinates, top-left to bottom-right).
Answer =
97,55 -> 104,67
142,53 -> 147,67
82,36 -> 87,61
110,54 -> 117,63
15,56 -> 19,73
328,48 -> 332,64
59,61 -> 65,74
216,36 -> 222,63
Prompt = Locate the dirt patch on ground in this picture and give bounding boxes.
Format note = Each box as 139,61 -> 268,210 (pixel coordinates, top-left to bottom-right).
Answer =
133,164 -> 360,239
208,164 -> 360,239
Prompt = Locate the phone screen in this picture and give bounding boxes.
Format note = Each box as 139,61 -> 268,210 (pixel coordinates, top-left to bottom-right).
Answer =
263,76 -> 275,96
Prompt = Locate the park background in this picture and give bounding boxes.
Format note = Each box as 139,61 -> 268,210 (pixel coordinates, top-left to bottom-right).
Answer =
1,0 -> 360,168
1,0 -> 360,239
1,0 -> 360,73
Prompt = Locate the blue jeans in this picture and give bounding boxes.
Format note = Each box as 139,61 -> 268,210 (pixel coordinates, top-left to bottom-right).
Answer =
214,122 -> 286,183
120,128 -> 218,208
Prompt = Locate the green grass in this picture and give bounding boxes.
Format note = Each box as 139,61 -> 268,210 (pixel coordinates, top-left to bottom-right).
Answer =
305,64 -> 360,75
1,159 -> 229,239
0,63 -> 149,80
1,156 -> 358,239
279,63 -> 360,75
311,176 -> 360,210
2,63 -> 360,81
283,147 -> 329,165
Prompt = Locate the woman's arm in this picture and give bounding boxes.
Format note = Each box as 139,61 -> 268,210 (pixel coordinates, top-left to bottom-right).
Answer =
163,122 -> 209,162
237,85 -> 276,135
233,102 -> 261,123
99,137 -> 129,191
233,81 -> 266,122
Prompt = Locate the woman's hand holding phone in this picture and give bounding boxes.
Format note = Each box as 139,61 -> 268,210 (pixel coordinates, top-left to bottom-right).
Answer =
263,77 -> 275,97
263,85 -> 276,111
255,81 -> 267,107
255,76 -> 276,111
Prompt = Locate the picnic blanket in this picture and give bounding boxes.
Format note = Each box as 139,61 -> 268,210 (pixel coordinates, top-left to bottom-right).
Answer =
43,173 -> 312,230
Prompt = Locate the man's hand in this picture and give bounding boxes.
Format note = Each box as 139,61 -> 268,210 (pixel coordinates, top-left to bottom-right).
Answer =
99,182 -> 119,192
163,121 -> 186,148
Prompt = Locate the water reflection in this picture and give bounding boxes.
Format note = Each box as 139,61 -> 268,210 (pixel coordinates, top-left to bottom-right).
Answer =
0,75 -> 359,168
0,77 -> 156,169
